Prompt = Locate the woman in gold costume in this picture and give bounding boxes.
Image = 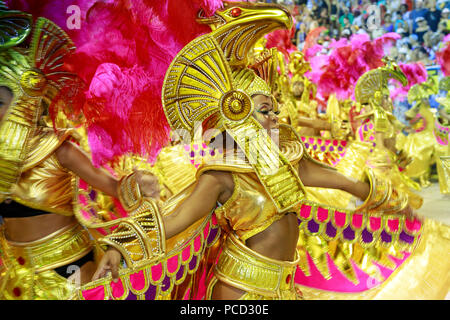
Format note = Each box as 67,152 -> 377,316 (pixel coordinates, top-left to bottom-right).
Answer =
0,5 -> 159,299
352,59 -> 423,209
91,3 -> 423,300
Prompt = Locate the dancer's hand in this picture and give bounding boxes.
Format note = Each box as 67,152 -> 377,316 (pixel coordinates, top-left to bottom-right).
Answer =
135,170 -> 160,200
92,247 -> 122,282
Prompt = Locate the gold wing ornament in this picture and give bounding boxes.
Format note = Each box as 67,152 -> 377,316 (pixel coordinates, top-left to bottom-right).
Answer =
197,1 -> 292,68
354,59 -> 408,133
0,17 -> 77,198
355,58 -> 408,105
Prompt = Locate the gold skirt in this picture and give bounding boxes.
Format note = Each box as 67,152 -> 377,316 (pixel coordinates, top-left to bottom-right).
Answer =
0,223 -> 93,300
206,233 -> 301,300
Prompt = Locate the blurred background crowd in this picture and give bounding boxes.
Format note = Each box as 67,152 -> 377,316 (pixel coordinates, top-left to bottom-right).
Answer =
258,0 -> 449,65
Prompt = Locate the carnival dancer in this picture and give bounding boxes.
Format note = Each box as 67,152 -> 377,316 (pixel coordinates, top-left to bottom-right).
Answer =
353,59 -> 423,209
0,4 -> 161,299
91,2 -> 425,300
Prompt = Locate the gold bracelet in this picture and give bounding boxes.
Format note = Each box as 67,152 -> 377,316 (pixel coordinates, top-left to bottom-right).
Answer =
117,172 -> 143,212
356,168 -> 409,215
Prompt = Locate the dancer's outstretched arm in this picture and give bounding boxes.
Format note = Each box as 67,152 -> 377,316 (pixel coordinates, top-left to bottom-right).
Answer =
297,156 -> 370,200
55,141 -> 160,199
92,171 -> 233,282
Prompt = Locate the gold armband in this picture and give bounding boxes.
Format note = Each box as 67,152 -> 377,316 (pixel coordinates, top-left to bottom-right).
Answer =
356,168 -> 409,215
99,200 -> 165,268
117,172 -> 144,212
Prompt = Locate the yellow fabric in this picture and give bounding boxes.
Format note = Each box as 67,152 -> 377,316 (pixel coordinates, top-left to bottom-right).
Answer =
206,233 -> 301,300
368,146 -> 423,209
0,223 -> 93,300
3,127 -> 75,216
305,141 -> 372,208
298,219 -> 450,300
214,172 -> 287,242
402,128 -> 435,179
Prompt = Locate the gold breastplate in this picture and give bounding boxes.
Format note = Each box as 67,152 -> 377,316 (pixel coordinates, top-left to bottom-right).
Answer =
215,171 -> 286,241
196,125 -> 309,242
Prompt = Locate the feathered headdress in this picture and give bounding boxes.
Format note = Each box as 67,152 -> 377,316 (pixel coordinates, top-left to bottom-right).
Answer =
305,33 -> 401,101
7,0 -> 225,166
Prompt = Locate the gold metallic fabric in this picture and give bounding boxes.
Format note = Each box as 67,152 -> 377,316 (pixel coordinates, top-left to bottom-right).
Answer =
117,171 -> 144,212
0,223 -> 92,299
98,200 -> 166,269
153,144 -> 197,197
356,168 -> 410,215
213,172 -> 287,242
8,129 -> 74,215
298,219 -> 450,300
0,17 -> 76,197
210,233 -> 300,299
437,155 -> 450,194
196,125 -> 308,241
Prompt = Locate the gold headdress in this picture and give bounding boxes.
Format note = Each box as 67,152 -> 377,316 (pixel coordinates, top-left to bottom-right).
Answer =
163,3 -> 306,212
287,51 -> 316,104
355,58 -> 408,105
0,5 -> 77,197
354,58 -> 408,132
0,2 -> 32,48
247,47 -> 280,111
197,1 -> 292,68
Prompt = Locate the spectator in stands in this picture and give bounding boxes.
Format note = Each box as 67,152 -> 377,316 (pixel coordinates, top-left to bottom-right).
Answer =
400,2 -> 411,21
398,46 -> 409,61
317,6 -> 331,29
394,9 -> 410,33
415,16 -> 430,43
383,12 -> 395,32
329,15 -> 341,39
409,33 -> 421,50
409,0 -> 429,32
273,0 -> 446,65
395,17 -> 410,37
426,0 -> 442,31
353,9 -> 365,28
339,6 -> 354,27
438,7 -> 450,33
414,46 -> 434,65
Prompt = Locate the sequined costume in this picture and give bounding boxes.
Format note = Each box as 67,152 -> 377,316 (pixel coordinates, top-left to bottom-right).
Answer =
0,6 -> 95,299
401,76 -> 450,193
73,2 -> 449,301
352,60 -> 423,209
0,3 -> 197,300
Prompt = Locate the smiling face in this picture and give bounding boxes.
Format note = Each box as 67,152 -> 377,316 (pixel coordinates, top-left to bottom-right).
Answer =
252,94 -> 279,133
0,86 -> 14,121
